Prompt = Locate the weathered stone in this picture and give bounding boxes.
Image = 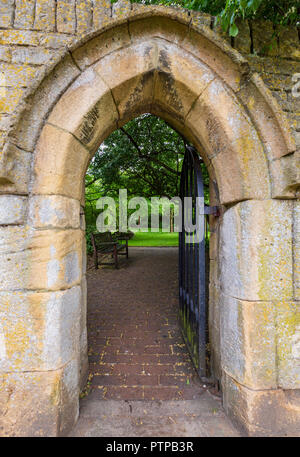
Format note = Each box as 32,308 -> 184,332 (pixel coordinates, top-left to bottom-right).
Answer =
234,19 -> 251,54
278,26 -> 300,60
0,143 -> 32,195
0,29 -> 40,46
183,25 -> 248,93
14,54 -> 81,152
0,370 -> 61,437
186,78 -> 270,204
47,66 -> 118,153
92,0 -> 111,29
220,200 -> 293,301
220,294 -> 277,389
57,0 -> 76,35
223,372 -> 300,436
34,0 -> 56,32
0,195 -> 27,225
0,0 -> 14,28
79,277 -> 88,391
0,228 -> 83,291
72,22 -> 130,70
270,151 -> 299,199
0,62 -> 39,88
112,0 -> 131,18
76,0 -> 93,34
11,47 -> 55,66
14,0 -> 35,30
33,124 -> 90,199
154,40 -> 215,124
94,41 -> 157,124
28,195 -> 81,229
0,359 -> 79,436
237,74 -> 295,160
0,286 -> 81,372
252,20 -> 278,57
276,301 -> 300,389
294,201 -> 300,301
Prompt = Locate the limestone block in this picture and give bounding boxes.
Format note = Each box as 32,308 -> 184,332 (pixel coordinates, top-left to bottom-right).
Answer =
0,87 -> 25,114
0,62 -> 39,88
278,26 -> 300,60
11,47 -> 55,66
189,11 -> 212,28
182,24 -> 248,93
0,0 -> 15,28
47,67 -> 118,154
220,294 -> 276,389
0,225 -> 29,255
129,15 -> 189,47
0,143 -> 31,195
59,358 -> 79,436
14,0 -> 35,30
294,201 -> 300,301
79,277 -> 88,391
0,360 -> 79,436
76,0 -> 93,34
57,0 -> 76,35
0,30 -> 40,46
14,54 -> 81,152
94,41 -> 157,123
112,0 -> 131,18
276,301 -> 300,389
28,195 -> 80,229
72,22 -> 130,70
252,20 -> 278,57
0,286 -> 81,372
0,45 -> 11,62
0,370 -> 61,436
39,33 -> 75,49
92,0 -> 111,30
0,228 -> 83,291
208,282 -> 221,380
223,372 -> 300,436
270,152 -> 299,199
234,19 -> 251,54
219,200 -> 293,301
154,40 -> 215,124
33,124 -> 90,200
0,195 -> 27,225
34,0 -> 56,32
186,78 -> 270,204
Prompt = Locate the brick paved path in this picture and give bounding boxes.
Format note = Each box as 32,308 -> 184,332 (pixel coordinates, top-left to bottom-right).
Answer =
85,247 -> 206,401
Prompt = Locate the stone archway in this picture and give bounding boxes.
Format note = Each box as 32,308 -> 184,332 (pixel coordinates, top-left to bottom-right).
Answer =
0,9 -> 299,437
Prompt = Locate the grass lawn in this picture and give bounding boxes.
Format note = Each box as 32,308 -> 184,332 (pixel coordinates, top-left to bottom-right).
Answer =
128,231 -> 179,247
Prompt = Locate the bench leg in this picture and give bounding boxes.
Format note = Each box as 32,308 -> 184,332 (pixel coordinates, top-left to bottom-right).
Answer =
126,241 -> 129,259
114,245 -> 119,269
94,252 -> 98,270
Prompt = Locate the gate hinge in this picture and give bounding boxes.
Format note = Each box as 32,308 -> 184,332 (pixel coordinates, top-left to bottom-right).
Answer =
204,206 -> 220,216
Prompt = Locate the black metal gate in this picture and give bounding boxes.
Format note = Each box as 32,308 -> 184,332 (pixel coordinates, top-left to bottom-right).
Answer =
179,145 -> 216,378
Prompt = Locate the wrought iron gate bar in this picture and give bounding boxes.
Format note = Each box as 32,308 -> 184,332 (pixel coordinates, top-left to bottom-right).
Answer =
179,145 -> 210,378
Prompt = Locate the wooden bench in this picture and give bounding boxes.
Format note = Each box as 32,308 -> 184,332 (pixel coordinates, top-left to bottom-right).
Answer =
90,232 -> 131,269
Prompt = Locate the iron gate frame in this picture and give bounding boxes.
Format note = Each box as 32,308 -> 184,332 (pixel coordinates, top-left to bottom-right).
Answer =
179,145 -> 218,378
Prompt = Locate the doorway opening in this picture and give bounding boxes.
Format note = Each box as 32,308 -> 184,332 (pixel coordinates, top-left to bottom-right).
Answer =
81,114 -> 215,403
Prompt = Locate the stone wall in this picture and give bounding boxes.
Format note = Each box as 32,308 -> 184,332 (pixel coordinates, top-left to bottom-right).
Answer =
0,1 -> 299,153
0,0 -> 298,437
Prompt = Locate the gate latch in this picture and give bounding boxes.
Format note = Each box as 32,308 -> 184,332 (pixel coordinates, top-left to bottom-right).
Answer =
204,206 -> 220,217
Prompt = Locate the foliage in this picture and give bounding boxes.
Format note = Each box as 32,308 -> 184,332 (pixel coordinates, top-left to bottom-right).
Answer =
85,114 -> 209,223
131,0 -> 300,36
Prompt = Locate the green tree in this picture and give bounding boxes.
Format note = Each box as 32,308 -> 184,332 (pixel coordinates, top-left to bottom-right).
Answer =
85,114 -> 209,228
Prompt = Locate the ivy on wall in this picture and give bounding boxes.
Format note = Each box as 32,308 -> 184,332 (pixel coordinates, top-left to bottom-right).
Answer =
131,0 -> 300,36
